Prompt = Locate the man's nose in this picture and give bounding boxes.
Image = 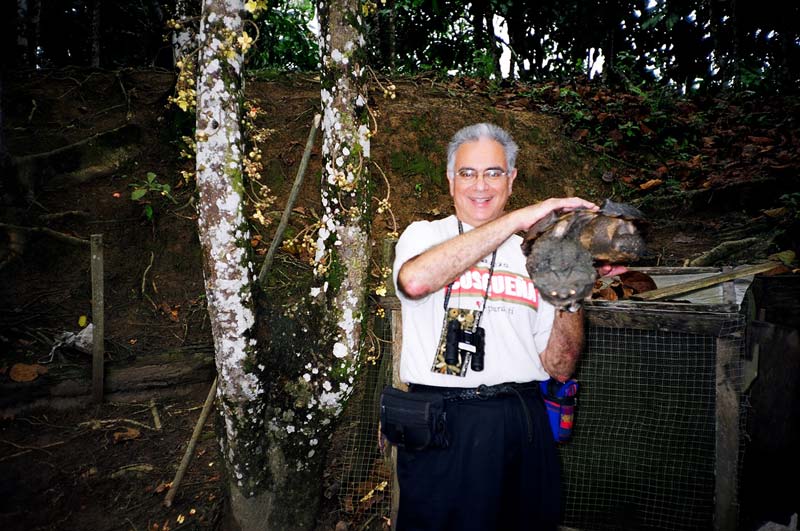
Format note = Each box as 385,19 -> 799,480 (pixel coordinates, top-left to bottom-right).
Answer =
473,174 -> 489,190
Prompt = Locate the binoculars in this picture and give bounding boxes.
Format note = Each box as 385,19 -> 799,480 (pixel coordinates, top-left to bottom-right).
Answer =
444,319 -> 486,372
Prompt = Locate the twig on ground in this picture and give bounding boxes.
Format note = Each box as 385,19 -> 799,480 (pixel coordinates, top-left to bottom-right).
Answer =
117,71 -> 132,119
164,377 -> 217,508
149,399 -> 163,431
28,99 -> 38,122
0,438 -> 66,461
142,251 -> 154,297
79,418 -> 157,431
39,210 -> 89,221
0,222 -> 90,246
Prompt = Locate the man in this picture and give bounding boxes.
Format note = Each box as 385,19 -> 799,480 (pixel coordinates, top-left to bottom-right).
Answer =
391,123 -> 596,530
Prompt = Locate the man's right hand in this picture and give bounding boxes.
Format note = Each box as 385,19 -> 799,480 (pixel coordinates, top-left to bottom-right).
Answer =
512,197 -> 598,233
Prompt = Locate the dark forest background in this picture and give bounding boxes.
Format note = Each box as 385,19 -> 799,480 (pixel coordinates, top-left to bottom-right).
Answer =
5,0 -> 800,94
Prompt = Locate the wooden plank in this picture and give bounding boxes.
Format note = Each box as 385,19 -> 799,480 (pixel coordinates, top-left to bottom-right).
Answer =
721,266 -> 737,305
379,296 -> 401,311
389,307 -> 404,531
586,306 -> 738,336
715,336 -> 741,531
632,262 -> 780,302
91,234 -> 104,403
645,272 -> 728,305
630,266 -> 721,275
383,237 -> 398,298
390,308 -> 406,392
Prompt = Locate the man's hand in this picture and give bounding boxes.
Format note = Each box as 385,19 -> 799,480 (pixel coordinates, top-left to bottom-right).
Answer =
596,261 -> 629,277
511,197 -> 599,233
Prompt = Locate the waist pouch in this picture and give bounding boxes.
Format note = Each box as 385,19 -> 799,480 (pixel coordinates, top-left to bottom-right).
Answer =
539,379 -> 579,443
379,386 -> 448,450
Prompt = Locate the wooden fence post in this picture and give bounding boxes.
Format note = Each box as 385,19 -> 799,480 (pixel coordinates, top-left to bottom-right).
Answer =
91,234 -> 104,403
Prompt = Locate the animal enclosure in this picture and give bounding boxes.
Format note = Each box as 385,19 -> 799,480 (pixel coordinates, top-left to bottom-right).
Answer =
337,267 -> 751,530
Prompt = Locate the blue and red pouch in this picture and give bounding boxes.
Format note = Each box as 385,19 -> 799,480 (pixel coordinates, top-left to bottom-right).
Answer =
540,379 -> 579,443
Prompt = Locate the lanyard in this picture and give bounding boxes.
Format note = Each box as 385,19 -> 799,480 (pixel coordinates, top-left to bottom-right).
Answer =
442,220 -> 497,328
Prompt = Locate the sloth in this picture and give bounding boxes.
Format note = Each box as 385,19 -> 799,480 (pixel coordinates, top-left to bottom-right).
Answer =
521,199 -> 646,312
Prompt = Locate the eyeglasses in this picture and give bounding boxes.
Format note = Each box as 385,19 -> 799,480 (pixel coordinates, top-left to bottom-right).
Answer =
455,168 -> 509,182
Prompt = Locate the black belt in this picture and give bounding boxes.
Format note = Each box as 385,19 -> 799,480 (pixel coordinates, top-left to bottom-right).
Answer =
409,382 -> 540,442
409,381 -> 540,401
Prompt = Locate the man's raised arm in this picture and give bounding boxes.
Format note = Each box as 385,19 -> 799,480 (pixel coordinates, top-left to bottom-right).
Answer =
398,197 -> 597,300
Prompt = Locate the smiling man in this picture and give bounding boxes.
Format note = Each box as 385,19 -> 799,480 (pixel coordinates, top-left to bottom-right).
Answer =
388,123 -> 596,531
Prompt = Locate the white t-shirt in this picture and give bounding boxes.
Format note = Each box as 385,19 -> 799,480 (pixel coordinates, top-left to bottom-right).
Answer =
393,215 -> 555,387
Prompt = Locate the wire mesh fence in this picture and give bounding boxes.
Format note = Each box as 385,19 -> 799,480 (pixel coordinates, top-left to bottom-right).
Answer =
336,308 -> 394,525
560,314 -> 746,530
338,296 -> 749,531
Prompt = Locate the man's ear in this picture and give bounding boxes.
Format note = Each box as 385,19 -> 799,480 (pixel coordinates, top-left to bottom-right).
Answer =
507,168 -> 518,193
447,175 -> 455,196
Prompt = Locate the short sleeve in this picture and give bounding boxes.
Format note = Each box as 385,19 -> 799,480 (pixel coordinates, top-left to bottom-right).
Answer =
392,220 -> 435,304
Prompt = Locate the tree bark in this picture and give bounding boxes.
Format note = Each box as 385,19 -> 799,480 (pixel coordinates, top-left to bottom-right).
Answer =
172,0 -> 193,67
90,0 -> 101,68
316,0 -> 371,384
195,1 -> 271,528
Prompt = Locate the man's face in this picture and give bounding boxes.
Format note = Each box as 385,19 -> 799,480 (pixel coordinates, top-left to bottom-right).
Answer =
448,138 -> 517,227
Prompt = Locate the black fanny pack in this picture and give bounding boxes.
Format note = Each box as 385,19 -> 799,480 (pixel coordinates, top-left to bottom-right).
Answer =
379,386 -> 449,450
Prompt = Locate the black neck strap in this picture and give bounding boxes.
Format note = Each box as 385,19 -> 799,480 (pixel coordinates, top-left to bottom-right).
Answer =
443,220 -> 497,327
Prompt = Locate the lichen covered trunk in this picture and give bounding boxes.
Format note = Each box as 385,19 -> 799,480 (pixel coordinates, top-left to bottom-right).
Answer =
316,0 -> 372,384
195,0 -> 270,527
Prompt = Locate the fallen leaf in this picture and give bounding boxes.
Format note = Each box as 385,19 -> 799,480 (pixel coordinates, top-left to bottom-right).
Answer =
573,129 -> 589,141
113,426 -> 141,443
622,286 -> 635,298
618,271 -> 658,294
763,207 -> 788,218
593,287 -> 618,301
639,179 -> 663,191
78,315 -> 88,327
747,135 -> 773,145
159,302 -> 180,322
10,363 -> 47,382
155,481 -> 172,493
768,250 -> 796,266
110,463 -> 154,478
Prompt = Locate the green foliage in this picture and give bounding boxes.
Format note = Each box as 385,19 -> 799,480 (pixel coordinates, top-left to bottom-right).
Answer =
780,193 -> 800,221
469,50 -> 497,79
390,150 -> 446,188
129,172 -> 177,221
248,0 -> 318,72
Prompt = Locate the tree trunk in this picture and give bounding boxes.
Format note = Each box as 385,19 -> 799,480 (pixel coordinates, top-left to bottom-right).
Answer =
387,0 -> 396,71
16,0 -> 29,65
90,0 -> 101,68
172,0 -> 193,67
195,1 -> 272,529
316,0 -> 371,378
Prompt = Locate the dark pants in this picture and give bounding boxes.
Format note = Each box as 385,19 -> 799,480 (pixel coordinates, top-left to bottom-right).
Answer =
396,388 -> 560,531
